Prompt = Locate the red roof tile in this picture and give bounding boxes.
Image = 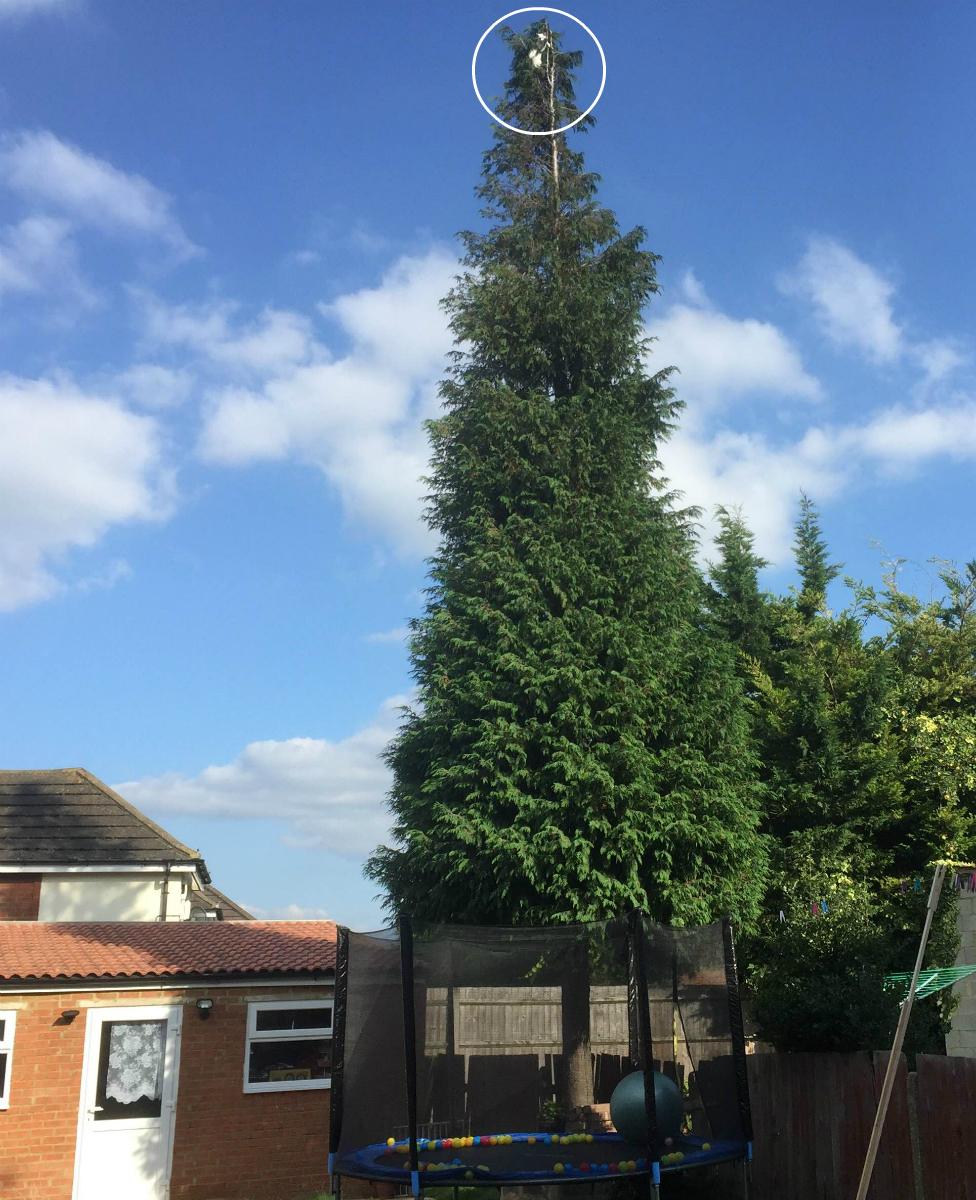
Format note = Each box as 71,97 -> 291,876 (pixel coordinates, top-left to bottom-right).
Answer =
0,920 -> 337,982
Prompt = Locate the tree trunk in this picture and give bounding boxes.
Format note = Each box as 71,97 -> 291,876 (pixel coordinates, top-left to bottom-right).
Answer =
560,940 -> 594,1121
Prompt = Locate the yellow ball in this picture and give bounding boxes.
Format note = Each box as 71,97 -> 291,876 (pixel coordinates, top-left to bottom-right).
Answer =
386,1138 -> 395,1147
554,1163 -> 564,1174
528,1136 -> 536,1145
702,1143 -> 710,1152
585,1134 -> 593,1143
551,1134 -> 560,1144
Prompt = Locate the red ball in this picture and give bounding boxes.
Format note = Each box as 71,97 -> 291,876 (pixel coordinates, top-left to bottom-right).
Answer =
609,1163 -> 619,1173
444,1139 -> 453,1149
580,1163 -> 590,1172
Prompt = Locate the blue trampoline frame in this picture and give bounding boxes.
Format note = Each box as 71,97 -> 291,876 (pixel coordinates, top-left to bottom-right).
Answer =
335,1130 -> 750,1184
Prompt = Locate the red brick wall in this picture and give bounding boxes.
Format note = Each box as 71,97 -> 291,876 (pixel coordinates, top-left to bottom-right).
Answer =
0,984 -> 365,1200
0,875 -> 41,920
0,991 -> 88,1200
171,986 -> 333,1200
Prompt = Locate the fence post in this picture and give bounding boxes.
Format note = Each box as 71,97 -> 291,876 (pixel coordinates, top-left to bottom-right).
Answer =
906,1070 -> 925,1200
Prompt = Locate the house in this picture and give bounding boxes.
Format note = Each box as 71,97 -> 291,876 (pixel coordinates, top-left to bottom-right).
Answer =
0,769 -> 250,922
946,886 -> 976,1058
0,919 -> 346,1200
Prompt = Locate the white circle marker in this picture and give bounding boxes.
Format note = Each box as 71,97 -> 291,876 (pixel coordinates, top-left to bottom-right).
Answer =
471,7 -> 607,137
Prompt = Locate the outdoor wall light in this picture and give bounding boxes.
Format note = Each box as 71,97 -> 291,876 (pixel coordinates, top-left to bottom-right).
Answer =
60,1009 -> 79,1024
196,997 -> 214,1019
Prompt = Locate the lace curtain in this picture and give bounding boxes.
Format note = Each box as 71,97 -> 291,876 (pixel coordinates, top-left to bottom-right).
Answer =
105,1021 -> 165,1105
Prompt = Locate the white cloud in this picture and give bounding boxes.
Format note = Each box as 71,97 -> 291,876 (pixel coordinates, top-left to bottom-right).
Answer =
0,375 -> 172,609
139,293 -> 317,376
115,364 -> 194,410
665,398 -> 976,563
0,215 -> 95,307
0,0 -> 74,15
662,426 -> 844,564
117,696 -> 407,857
322,250 -> 457,376
0,131 -> 197,258
780,236 -> 902,363
191,248 -> 457,555
852,400 -> 976,467
647,300 -> 821,412
364,625 -> 409,644
246,903 -> 334,920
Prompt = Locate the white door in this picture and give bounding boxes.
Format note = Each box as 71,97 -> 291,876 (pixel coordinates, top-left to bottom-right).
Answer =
74,1005 -> 182,1200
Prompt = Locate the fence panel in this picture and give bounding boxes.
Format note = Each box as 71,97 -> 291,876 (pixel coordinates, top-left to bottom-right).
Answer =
916,1054 -> 976,1200
747,1052 -> 913,1200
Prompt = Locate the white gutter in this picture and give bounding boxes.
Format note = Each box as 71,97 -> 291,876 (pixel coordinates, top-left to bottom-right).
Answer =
0,864 -> 200,875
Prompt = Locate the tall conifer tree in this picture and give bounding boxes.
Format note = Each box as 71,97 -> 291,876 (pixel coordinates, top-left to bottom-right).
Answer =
793,492 -> 841,619
367,22 -> 766,928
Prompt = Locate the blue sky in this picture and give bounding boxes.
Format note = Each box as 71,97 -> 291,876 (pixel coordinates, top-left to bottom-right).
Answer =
1,0 -> 974,929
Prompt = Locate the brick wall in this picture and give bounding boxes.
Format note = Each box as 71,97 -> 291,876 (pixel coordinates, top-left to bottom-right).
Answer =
171,985 -> 333,1200
0,875 -> 41,920
0,983 -> 354,1200
0,990 -> 88,1200
946,890 -> 976,1058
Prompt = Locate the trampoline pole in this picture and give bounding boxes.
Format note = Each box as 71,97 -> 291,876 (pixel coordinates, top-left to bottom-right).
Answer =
399,914 -> 421,1199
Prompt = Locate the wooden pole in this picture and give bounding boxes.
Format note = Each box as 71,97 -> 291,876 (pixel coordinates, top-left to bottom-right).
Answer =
854,863 -> 946,1200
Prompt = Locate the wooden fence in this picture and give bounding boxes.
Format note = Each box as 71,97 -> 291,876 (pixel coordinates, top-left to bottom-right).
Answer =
745,1052 -> 976,1200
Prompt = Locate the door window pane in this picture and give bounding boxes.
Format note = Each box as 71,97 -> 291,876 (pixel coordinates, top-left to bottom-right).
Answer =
247,1036 -> 332,1084
95,1020 -> 167,1121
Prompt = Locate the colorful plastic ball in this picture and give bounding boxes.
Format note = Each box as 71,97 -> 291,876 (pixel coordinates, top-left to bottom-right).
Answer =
527,1136 -> 535,1145
702,1142 -> 711,1152
609,1163 -> 619,1173
585,1134 -> 593,1143
554,1163 -> 564,1174
551,1134 -> 560,1144
580,1163 -> 589,1171
386,1137 -> 395,1147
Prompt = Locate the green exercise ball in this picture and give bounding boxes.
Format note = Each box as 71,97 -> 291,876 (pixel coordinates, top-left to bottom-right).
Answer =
610,1070 -> 683,1144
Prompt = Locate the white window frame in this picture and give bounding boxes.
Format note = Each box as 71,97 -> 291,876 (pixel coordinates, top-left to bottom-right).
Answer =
0,1010 -> 16,1109
243,998 -> 333,1094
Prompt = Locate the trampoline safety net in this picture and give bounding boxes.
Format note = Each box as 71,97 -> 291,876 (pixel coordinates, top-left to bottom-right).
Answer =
331,915 -> 752,1188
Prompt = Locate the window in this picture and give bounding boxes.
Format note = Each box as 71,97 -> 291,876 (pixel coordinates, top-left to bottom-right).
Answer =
244,1000 -> 333,1093
0,1012 -> 15,1109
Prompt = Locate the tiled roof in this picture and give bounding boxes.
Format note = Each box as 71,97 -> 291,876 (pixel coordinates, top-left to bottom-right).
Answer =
0,920 -> 337,983
0,768 -> 206,872
199,884 -> 253,920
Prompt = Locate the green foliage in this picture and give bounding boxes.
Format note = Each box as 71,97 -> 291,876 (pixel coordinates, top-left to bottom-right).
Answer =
792,492 -> 842,620
707,506 -> 772,675
744,829 -> 959,1055
742,500 -> 970,1052
366,22 -> 767,930
361,28 -> 969,1060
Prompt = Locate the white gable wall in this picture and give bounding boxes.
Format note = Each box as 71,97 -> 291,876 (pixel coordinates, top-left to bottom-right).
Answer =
37,872 -> 193,922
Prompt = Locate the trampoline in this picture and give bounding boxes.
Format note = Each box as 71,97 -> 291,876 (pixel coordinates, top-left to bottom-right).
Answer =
329,913 -> 754,1197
